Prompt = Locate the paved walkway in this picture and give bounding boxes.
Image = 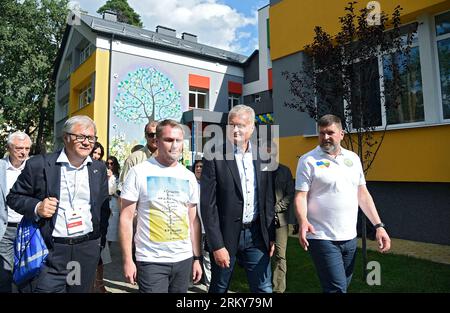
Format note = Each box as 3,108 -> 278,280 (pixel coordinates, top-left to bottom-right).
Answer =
102,242 -> 210,293
357,237 -> 450,265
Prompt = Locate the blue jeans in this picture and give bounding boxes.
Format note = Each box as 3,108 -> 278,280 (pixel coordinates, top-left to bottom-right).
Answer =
209,222 -> 272,293
308,238 -> 357,293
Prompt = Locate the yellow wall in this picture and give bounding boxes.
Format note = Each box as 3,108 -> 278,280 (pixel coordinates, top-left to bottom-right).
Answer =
93,49 -> 110,150
69,49 -> 110,148
270,0 -> 450,60
279,125 -> 450,183
69,51 -> 96,116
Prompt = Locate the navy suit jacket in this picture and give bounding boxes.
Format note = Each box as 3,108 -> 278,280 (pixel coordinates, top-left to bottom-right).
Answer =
6,151 -> 110,249
200,143 -> 275,256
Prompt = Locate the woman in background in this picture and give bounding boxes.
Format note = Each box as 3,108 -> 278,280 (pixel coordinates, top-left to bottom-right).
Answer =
106,156 -> 121,244
90,142 -> 110,293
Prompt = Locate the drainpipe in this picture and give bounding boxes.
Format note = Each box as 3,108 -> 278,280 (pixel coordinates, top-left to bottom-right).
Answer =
106,33 -> 114,156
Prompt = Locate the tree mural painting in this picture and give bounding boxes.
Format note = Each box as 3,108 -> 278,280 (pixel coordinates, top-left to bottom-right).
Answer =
113,67 -> 183,123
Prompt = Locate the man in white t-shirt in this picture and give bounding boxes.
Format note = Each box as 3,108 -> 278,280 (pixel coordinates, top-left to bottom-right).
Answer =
295,114 -> 391,293
120,119 -> 202,293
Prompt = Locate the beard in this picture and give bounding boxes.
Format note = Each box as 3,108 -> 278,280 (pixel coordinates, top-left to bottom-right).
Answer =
320,141 -> 339,154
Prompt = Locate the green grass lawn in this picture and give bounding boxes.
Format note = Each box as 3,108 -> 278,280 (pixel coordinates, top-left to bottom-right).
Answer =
229,237 -> 450,293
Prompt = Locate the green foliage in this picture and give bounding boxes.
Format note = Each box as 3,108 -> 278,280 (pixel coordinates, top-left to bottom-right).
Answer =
97,0 -> 143,28
109,124 -> 138,167
0,0 -> 69,155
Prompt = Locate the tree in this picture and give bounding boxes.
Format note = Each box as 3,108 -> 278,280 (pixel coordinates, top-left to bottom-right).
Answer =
283,1 -> 413,279
0,0 -> 69,156
113,67 -> 182,123
97,0 -> 143,28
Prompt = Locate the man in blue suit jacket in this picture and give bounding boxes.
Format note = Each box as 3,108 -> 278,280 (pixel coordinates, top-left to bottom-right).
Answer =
201,105 -> 275,293
7,115 -> 109,293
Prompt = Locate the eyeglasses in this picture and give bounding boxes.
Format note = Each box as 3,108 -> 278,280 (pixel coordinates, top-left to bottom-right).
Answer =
146,132 -> 156,139
66,133 -> 98,143
106,161 -> 113,165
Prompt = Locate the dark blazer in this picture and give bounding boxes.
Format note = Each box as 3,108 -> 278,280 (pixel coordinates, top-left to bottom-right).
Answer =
6,151 -> 110,249
201,143 -> 275,256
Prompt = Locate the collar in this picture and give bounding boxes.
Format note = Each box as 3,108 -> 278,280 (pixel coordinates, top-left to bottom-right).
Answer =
6,156 -> 27,171
234,141 -> 253,155
316,145 -> 344,158
56,148 -> 92,168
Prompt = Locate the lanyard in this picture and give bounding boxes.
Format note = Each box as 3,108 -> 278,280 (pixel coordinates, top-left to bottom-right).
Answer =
62,165 -> 81,209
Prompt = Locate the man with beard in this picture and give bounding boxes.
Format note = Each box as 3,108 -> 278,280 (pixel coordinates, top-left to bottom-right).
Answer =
294,114 -> 391,293
119,119 -> 202,293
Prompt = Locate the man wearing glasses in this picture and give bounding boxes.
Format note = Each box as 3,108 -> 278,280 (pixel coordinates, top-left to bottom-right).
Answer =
7,115 -> 110,292
0,131 -> 32,292
119,121 -> 159,185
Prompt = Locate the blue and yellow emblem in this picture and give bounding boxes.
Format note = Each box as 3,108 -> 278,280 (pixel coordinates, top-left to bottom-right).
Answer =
316,160 -> 330,168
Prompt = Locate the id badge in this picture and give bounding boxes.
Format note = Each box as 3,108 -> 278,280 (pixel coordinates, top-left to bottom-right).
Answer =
65,208 -> 86,235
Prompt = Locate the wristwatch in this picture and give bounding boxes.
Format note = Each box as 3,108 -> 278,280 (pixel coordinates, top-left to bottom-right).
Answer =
374,222 -> 385,229
193,255 -> 203,261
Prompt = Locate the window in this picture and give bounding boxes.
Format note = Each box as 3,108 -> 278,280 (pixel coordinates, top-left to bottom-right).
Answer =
80,44 -> 92,64
78,84 -> 92,109
383,45 -> 424,124
314,23 -> 423,128
435,11 -> 450,119
189,88 -> 208,109
228,94 -> 240,111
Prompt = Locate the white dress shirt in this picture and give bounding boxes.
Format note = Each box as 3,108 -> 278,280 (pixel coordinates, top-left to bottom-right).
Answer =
6,157 -> 26,223
52,149 -> 93,238
234,142 -> 259,224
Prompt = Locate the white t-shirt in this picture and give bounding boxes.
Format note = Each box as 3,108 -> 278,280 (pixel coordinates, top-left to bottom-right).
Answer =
295,146 -> 366,241
121,157 -> 199,263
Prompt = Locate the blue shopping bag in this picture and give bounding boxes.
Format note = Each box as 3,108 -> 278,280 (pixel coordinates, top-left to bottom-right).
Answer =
13,217 -> 49,286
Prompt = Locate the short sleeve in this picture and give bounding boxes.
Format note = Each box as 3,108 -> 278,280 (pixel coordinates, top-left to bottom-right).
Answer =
188,174 -> 199,205
295,156 -> 312,191
120,167 -> 140,202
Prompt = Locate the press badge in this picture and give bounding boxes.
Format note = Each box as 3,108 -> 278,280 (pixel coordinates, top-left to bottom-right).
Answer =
65,208 -> 86,235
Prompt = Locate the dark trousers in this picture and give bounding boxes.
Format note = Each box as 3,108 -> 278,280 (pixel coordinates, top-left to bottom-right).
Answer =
136,257 -> 192,293
209,221 -> 272,293
0,225 -> 17,293
21,238 -> 101,293
308,238 -> 357,293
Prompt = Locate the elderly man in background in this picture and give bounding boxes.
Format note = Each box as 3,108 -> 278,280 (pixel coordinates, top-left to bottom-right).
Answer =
0,131 -> 32,293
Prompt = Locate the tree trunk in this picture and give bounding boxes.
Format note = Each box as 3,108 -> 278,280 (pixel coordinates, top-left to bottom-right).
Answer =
35,91 -> 49,155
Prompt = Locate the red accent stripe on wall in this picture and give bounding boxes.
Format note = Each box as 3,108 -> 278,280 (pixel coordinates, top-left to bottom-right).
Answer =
268,68 -> 273,90
189,74 -> 210,89
228,81 -> 242,95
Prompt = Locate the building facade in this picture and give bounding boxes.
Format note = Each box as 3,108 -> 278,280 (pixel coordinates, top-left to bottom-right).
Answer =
54,12 -> 247,165
269,0 -> 450,244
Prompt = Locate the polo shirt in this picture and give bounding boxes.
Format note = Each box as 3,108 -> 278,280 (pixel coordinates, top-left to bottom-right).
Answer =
295,145 -> 365,240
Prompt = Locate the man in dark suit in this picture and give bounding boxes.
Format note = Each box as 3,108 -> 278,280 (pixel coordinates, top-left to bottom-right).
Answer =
7,115 -> 109,293
201,105 -> 275,293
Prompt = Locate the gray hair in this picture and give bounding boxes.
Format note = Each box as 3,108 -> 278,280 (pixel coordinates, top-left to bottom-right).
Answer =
62,115 -> 97,135
228,104 -> 255,124
7,131 -> 31,147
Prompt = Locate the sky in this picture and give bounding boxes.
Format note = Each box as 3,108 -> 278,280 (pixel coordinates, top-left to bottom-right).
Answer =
69,0 -> 269,56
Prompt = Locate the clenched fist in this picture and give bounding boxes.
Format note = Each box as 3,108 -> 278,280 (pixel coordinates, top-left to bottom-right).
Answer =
37,197 -> 59,218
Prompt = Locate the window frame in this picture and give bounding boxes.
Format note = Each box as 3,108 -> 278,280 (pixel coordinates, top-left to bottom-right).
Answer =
189,87 -> 209,110
433,10 -> 450,122
228,93 -> 240,111
78,83 -> 92,109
